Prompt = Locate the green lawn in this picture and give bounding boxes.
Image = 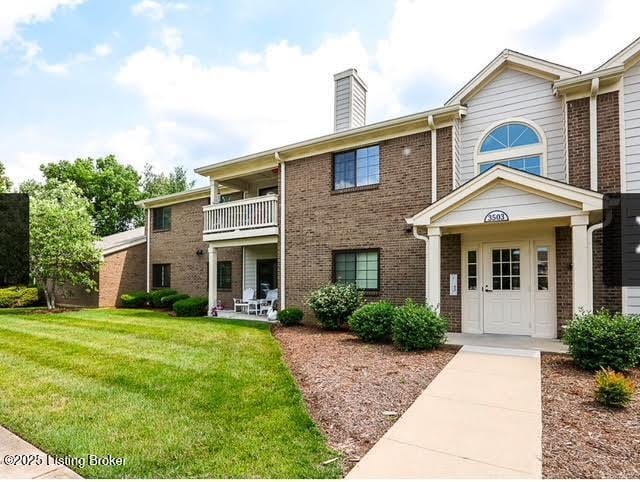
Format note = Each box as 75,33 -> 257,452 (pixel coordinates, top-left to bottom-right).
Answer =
0,309 -> 340,478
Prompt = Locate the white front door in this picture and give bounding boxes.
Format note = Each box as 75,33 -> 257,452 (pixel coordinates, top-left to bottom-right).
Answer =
482,243 -> 531,335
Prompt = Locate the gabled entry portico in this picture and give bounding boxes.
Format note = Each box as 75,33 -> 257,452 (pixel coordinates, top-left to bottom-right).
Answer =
407,165 -> 603,338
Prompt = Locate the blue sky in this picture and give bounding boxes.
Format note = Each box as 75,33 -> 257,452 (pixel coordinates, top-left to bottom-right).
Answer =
1,0 -> 639,187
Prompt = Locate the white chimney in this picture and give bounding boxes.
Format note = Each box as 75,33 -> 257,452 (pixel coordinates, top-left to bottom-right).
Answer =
334,68 -> 367,132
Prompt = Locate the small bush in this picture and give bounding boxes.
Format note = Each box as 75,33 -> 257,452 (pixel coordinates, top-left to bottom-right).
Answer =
349,301 -> 396,342
120,291 -> 149,308
174,297 -> 208,317
278,308 -> 304,326
160,293 -> 189,308
0,286 -> 40,308
306,283 -> 364,330
392,300 -> 448,351
150,289 -> 177,308
563,310 -> 640,371
595,368 -> 636,408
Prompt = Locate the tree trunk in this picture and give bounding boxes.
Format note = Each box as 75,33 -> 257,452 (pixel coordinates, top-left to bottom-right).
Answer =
44,279 -> 55,310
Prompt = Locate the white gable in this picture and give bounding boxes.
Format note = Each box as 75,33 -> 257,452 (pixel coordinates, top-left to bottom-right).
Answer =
433,182 -> 583,227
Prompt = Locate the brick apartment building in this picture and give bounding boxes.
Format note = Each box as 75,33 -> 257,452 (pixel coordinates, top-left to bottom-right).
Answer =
90,36 -> 640,338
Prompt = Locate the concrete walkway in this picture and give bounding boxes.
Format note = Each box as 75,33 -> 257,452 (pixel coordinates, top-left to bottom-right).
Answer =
0,426 -> 80,479
446,332 -> 567,353
347,345 -> 542,478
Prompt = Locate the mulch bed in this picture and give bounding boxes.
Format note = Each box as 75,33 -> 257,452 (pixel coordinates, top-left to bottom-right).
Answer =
542,353 -> 640,478
273,325 -> 458,472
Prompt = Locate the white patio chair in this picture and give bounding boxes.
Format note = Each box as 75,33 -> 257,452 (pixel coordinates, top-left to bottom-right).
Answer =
259,289 -> 279,316
233,288 -> 255,313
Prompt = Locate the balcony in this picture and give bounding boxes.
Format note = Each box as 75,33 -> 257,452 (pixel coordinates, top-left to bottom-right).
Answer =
203,194 -> 279,242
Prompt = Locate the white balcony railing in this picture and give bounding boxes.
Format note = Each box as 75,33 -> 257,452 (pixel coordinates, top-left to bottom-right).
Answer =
203,194 -> 278,234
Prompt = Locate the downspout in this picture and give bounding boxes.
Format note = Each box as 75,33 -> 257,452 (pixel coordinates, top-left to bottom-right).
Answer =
412,226 -> 429,304
275,151 -> 285,310
586,222 -> 603,312
428,115 -> 437,203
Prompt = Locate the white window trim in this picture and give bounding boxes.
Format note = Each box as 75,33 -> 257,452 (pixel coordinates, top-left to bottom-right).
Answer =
473,117 -> 548,176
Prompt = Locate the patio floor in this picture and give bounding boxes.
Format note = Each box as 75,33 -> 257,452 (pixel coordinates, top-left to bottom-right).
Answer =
446,332 -> 567,353
213,310 -> 275,323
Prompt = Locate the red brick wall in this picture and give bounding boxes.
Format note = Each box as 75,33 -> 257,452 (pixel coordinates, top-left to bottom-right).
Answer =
216,247 -> 243,310
597,92 -> 621,194
593,91 -> 622,313
567,97 -> 591,190
99,242 -> 147,307
441,234 -> 461,332
149,197 -> 242,301
555,227 -> 572,337
285,132 -> 432,320
436,127 -> 453,199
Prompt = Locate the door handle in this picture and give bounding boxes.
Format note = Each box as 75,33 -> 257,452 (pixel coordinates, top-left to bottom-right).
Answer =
484,285 -> 493,293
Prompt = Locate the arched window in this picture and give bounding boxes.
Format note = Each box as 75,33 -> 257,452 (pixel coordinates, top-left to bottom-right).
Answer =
476,121 -> 544,176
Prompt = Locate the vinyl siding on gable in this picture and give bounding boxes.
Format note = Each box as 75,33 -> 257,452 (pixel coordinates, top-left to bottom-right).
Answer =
458,68 -> 566,184
624,61 -> 640,314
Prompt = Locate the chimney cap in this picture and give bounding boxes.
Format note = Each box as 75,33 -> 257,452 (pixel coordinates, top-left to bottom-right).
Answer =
333,68 -> 368,90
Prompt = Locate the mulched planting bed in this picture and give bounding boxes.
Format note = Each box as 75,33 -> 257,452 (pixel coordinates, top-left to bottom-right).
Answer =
273,325 -> 458,472
542,353 -> 640,478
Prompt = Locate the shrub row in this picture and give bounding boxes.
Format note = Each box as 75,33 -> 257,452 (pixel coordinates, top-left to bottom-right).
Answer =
120,290 -> 208,317
0,286 -> 41,308
348,299 -> 447,351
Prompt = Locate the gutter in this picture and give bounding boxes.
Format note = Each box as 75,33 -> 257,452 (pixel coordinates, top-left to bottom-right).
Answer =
194,104 -> 466,175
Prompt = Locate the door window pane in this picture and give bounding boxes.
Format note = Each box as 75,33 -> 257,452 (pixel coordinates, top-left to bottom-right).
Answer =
537,247 -> 549,291
467,251 -> 477,290
490,249 -> 520,291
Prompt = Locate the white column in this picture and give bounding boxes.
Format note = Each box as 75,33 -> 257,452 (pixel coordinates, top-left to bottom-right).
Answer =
427,227 -> 441,311
208,244 -> 218,315
279,161 -> 286,310
210,179 -> 220,204
571,215 -> 590,313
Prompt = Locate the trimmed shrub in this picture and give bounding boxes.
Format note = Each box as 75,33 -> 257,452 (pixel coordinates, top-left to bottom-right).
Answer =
392,300 -> 448,351
348,301 -> 396,342
595,368 -> 636,408
174,297 -> 208,317
120,291 -> 149,308
0,286 -> 40,308
278,308 -> 304,326
306,283 -> 364,330
160,293 -> 189,308
563,310 -> 640,371
150,289 -> 177,308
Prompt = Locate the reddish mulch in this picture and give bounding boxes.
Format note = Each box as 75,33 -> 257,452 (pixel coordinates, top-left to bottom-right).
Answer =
30,307 -> 79,314
273,325 -> 458,471
542,353 -> 640,478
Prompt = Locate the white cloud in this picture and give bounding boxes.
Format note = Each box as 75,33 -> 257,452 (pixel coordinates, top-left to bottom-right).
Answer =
94,43 -> 112,57
131,1 -> 188,21
0,0 -> 84,47
161,27 -> 182,52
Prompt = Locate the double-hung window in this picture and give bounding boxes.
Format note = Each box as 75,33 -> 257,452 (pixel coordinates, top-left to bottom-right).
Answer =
152,206 -> 171,231
333,145 -> 380,190
152,264 -> 171,289
217,261 -> 232,290
333,249 -> 379,290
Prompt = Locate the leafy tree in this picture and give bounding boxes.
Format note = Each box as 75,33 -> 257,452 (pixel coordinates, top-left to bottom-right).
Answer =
0,161 -> 13,192
40,155 -> 142,236
29,180 -> 102,309
141,163 -> 195,199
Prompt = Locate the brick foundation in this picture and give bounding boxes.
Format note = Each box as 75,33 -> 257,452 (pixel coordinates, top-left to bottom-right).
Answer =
555,227 -> 572,337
